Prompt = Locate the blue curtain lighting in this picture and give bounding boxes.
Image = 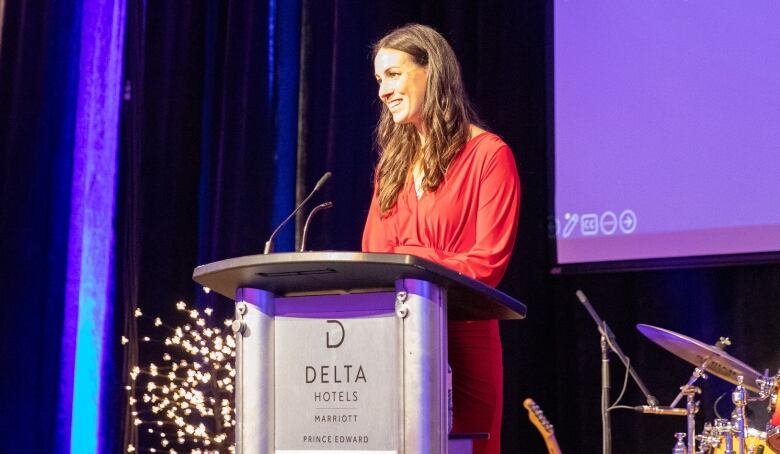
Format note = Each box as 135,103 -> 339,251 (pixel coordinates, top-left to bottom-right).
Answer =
270,0 -> 301,251
57,0 -> 126,452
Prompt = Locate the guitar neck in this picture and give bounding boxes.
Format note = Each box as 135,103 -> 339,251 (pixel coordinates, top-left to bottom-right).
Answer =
541,432 -> 562,454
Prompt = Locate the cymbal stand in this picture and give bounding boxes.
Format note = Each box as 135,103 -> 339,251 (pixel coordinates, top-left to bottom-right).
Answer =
714,418 -> 735,454
732,375 -> 747,454
669,337 -> 730,409
682,385 -> 701,454
667,363 -> 707,453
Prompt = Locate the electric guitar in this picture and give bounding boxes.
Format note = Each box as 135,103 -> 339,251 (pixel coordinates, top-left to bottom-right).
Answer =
524,398 -> 562,454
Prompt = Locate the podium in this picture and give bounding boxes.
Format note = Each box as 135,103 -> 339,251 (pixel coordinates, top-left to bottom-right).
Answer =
193,252 -> 526,454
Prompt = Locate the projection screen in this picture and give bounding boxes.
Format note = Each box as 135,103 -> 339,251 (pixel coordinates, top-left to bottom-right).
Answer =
552,0 -> 780,268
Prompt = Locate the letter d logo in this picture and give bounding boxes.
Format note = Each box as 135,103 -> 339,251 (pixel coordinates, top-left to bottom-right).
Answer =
326,320 -> 344,348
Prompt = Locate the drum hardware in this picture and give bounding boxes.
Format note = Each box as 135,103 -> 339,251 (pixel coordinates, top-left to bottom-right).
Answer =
754,373 -> 775,403
696,421 -> 722,454
691,376 -> 775,454
767,372 -> 780,452
670,337 -> 730,408
695,383 -> 776,454
733,376 -> 749,454
666,341 -> 727,454
674,432 -> 688,454
570,320 -> 780,454
716,419 -> 736,454
699,421 -> 768,454
681,385 -> 703,454
635,324 -> 777,454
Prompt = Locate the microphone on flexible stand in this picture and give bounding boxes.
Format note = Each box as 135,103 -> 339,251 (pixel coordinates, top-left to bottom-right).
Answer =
263,171 -> 332,254
576,290 -> 659,407
576,289 -> 660,454
299,202 -> 333,252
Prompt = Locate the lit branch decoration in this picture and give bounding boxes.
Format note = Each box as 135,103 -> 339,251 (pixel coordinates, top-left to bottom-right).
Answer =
124,300 -> 236,453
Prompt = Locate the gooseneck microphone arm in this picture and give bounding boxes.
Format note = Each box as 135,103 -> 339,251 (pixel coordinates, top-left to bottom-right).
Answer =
263,171 -> 332,254
299,202 -> 333,252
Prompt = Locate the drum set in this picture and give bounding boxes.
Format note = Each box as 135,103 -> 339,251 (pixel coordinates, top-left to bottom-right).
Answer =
637,324 -> 780,454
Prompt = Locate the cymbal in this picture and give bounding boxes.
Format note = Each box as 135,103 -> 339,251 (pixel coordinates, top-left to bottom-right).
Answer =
637,324 -> 761,393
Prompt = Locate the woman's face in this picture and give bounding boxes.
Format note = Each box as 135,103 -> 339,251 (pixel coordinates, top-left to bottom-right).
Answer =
374,48 -> 428,130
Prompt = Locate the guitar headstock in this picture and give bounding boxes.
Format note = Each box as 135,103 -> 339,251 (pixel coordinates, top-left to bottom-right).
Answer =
524,398 -> 555,437
524,398 -> 562,454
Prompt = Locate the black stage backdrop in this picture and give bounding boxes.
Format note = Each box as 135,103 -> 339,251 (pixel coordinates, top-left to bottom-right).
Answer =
2,1 -> 780,452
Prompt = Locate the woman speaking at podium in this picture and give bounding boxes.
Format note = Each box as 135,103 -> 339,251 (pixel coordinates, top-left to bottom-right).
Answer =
362,24 -> 521,454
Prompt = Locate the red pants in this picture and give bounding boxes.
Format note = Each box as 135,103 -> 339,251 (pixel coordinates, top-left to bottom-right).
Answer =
449,320 -> 503,454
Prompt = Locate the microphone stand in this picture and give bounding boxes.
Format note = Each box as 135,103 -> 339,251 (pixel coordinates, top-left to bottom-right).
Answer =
600,333 -> 612,454
576,290 -> 659,454
264,172 -> 331,254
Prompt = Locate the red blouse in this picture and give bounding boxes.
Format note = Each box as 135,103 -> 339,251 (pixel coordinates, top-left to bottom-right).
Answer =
362,132 -> 521,288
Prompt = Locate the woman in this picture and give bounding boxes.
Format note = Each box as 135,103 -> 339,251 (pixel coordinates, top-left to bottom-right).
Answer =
362,24 -> 521,454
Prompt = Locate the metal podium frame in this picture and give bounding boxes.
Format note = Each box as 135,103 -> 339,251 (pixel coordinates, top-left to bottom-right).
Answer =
193,252 -> 526,454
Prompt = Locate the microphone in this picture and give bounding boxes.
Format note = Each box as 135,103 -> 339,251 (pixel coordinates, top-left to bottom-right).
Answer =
576,290 -> 616,340
264,171 -> 332,254
634,406 -> 688,416
299,201 -> 333,252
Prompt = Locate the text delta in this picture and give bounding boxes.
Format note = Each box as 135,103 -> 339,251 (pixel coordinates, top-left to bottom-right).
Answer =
305,364 -> 367,383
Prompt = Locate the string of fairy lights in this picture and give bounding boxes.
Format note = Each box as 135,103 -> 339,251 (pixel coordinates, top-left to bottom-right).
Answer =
125,299 -> 237,453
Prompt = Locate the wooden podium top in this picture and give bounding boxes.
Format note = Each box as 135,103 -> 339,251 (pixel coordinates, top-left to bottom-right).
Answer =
192,252 -> 526,321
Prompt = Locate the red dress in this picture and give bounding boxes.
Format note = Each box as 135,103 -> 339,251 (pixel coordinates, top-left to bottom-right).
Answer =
362,132 -> 521,454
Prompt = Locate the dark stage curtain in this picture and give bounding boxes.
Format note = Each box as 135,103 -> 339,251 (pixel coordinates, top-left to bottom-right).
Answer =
116,0 -> 301,448
0,1 -> 81,450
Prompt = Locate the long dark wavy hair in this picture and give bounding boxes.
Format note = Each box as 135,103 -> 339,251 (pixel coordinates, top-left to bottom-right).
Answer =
373,24 -> 480,215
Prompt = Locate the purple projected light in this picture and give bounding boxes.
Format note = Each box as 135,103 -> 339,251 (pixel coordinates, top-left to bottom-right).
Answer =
554,0 -> 780,264
58,0 -> 126,452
